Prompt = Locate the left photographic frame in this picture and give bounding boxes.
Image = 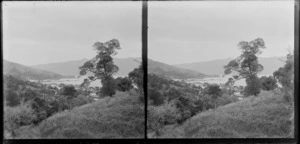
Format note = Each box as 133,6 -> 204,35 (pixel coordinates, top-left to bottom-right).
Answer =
2,1 -> 145,139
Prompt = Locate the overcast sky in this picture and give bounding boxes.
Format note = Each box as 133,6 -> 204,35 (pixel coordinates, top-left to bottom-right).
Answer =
149,1 -> 294,65
3,1 -> 142,66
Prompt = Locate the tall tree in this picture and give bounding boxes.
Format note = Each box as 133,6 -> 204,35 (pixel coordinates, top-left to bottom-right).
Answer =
273,50 -> 294,102
273,51 -> 294,90
224,38 -> 265,96
129,64 -> 144,95
79,39 -> 121,97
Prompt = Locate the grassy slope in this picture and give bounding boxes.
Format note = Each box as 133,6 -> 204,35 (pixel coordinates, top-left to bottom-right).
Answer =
158,90 -> 294,138
18,92 -> 144,139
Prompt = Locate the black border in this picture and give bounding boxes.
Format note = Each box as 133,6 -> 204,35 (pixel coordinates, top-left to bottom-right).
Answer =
1,0 -> 299,143
142,0 -> 148,140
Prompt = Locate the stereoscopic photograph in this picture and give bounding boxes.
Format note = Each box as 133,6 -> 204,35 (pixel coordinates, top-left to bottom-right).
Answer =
3,1 -> 144,139
2,0 -> 297,141
147,1 -> 295,138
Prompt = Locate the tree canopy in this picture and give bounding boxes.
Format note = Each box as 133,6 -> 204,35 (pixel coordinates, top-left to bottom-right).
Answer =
224,38 -> 265,96
79,39 -> 121,97
224,38 -> 265,80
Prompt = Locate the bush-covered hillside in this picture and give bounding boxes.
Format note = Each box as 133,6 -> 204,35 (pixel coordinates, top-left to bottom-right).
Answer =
16,91 -> 144,139
3,75 -> 96,138
147,74 -> 239,136
153,90 -> 294,138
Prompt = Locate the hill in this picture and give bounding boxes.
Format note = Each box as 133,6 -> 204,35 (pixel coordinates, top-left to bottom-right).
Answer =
148,59 -> 213,79
15,91 -> 144,138
175,56 -> 286,76
3,60 -> 72,80
31,57 -> 141,77
156,90 -> 294,138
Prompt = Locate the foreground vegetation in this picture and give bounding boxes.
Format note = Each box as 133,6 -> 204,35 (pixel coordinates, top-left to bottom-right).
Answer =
151,89 -> 293,138
12,91 -> 144,139
4,74 -> 144,139
148,38 -> 294,138
147,74 -> 239,137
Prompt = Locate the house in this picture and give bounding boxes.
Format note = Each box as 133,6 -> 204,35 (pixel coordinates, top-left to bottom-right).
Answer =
233,92 -> 243,97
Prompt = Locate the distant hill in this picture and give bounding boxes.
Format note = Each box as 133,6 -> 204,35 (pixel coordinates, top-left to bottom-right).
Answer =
175,56 -> 286,76
31,57 -> 141,77
148,59 -> 213,79
3,60 -> 71,80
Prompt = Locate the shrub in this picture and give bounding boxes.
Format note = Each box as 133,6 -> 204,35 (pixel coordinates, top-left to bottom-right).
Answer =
244,75 -> 262,96
71,95 -> 94,108
175,96 -> 196,122
147,102 -> 180,134
203,84 -> 222,99
5,90 -> 21,107
4,103 -> 36,138
273,53 -> 294,90
199,94 -> 215,111
61,85 -> 77,99
216,94 -> 238,106
166,87 -> 181,101
116,77 -> 133,92
21,89 -> 38,102
193,99 -> 204,114
148,89 -> 165,106
260,76 -> 278,91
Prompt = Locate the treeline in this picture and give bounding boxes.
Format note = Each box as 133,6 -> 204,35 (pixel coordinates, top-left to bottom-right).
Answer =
3,75 -> 97,138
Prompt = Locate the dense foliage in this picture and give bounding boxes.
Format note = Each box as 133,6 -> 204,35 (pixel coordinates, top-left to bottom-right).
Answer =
147,74 -> 238,135
273,52 -> 294,102
116,77 -> 133,92
273,52 -> 294,90
129,64 -> 144,103
260,76 -> 278,91
3,75 -> 95,138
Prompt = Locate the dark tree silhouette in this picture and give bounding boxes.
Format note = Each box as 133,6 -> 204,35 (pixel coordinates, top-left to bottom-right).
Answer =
79,39 -> 121,97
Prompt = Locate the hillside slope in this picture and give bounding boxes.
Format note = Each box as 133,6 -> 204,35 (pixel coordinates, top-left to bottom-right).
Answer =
17,92 -> 144,139
148,59 -> 212,79
175,56 -> 286,76
31,57 -> 140,77
3,60 -> 71,80
156,90 -> 294,138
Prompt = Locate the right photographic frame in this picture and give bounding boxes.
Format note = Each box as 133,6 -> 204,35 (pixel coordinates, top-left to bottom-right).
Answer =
147,0 -> 297,139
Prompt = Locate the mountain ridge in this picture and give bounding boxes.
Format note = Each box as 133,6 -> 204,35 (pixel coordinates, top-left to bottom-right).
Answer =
148,59 -> 214,79
175,56 -> 286,76
31,57 -> 141,77
3,60 -> 72,80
